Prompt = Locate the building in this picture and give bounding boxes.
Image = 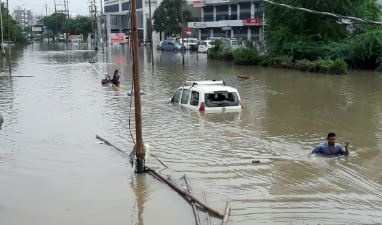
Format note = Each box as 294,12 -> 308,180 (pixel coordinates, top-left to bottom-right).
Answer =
188,0 -> 265,41
103,0 -> 159,44
13,7 -> 33,31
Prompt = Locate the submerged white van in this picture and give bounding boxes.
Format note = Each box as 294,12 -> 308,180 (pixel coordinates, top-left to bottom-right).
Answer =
171,80 -> 242,112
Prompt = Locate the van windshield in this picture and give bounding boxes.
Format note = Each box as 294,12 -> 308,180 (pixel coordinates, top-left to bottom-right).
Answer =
204,91 -> 239,107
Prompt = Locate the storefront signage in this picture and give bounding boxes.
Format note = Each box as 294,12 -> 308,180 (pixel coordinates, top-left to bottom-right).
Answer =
110,33 -> 127,44
244,17 -> 263,26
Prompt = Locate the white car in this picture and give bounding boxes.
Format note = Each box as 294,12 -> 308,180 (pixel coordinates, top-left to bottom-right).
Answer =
171,80 -> 242,112
198,40 -> 214,53
228,39 -> 244,49
180,38 -> 199,50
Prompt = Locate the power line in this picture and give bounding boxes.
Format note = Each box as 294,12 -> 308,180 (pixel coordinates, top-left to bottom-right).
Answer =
263,0 -> 382,25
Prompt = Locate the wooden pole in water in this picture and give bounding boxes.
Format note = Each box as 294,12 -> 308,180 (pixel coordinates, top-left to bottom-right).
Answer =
131,0 -> 145,173
6,0 -> 10,76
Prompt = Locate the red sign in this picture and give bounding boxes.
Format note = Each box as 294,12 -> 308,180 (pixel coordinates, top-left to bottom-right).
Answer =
244,17 -> 263,26
193,0 -> 205,7
184,28 -> 192,35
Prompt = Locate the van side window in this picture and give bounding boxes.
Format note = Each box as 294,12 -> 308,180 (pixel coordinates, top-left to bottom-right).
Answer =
171,89 -> 182,103
181,89 -> 190,104
190,91 -> 199,106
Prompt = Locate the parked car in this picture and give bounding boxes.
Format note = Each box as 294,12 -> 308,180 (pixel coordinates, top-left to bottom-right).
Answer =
180,38 -> 199,50
228,39 -> 244,50
198,40 -> 214,53
171,80 -> 242,113
1,41 -> 15,48
161,40 -> 185,51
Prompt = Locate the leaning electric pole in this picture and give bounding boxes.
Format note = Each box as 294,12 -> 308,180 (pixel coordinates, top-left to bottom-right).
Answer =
55,0 -> 70,43
89,0 -> 98,49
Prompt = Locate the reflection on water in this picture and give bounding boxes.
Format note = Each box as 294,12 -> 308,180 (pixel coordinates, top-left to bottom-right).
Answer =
0,43 -> 382,225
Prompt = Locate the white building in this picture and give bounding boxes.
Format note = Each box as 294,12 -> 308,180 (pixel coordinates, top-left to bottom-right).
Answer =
188,0 -> 265,41
13,7 -> 33,31
103,0 -> 160,45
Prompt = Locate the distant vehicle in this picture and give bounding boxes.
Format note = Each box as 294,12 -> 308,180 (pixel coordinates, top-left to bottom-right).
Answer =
171,80 -> 242,113
161,40 -> 185,51
198,40 -> 214,53
228,39 -> 243,50
180,38 -> 199,50
56,34 -> 66,42
1,41 -> 15,48
167,37 -> 181,43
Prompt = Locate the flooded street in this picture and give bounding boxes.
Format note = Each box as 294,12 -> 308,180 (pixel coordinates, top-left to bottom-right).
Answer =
1,44 -> 382,225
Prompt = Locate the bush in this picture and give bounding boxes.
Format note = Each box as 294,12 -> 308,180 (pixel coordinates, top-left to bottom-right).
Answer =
294,58 -> 348,74
208,39 -> 234,61
233,48 -> 259,65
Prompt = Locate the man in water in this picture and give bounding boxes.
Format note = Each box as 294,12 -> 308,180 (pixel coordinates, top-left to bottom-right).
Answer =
312,132 -> 349,156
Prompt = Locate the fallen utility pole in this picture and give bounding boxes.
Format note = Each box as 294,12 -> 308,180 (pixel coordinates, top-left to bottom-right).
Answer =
96,136 -> 226,221
183,175 -> 201,225
146,167 -> 224,219
131,0 -> 145,173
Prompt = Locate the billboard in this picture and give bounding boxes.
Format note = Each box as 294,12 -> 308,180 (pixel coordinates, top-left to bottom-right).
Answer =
110,33 -> 127,44
32,26 -> 42,32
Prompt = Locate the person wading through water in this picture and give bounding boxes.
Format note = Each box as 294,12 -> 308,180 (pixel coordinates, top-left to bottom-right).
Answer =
111,69 -> 120,86
312,132 -> 349,156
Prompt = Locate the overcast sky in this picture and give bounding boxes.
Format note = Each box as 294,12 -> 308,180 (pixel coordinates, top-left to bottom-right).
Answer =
9,0 -> 97,16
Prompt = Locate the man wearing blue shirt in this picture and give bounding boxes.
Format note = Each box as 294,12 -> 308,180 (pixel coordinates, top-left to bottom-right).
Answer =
312,132 -> 349,156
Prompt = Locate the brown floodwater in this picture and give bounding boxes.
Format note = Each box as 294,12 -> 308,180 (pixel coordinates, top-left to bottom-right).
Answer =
1,43 -> 382,225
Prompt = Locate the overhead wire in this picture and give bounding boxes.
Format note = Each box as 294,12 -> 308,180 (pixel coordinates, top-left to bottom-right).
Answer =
263,0 -> 382,25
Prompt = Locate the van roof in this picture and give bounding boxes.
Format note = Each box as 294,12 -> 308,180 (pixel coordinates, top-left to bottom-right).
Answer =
183,85 -> 239,93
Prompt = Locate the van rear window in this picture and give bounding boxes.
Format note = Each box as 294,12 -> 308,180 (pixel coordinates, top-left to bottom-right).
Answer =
204,91 -> 239,107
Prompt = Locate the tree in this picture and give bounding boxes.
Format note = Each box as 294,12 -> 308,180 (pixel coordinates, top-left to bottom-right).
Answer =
41,13 -> 66,34
68,16 -> 92,35
0,3 -> 27,44
153,0 -> 191,37
41,14 -> 92,37
265,0 -> 381,57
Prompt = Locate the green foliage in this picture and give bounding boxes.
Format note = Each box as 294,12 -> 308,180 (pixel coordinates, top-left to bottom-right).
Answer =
208,40 -> 232,60
208,44 -> 348,74
41,13 -> 66,34
233,48 -> 258,65
68,16 -> 92,35
1,4 -> 27,44
153,0 -> 191,36
346,30 -> 382,69
41,14 -> 92,36
294,58 -> 348,74
266,0 -> 381,57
